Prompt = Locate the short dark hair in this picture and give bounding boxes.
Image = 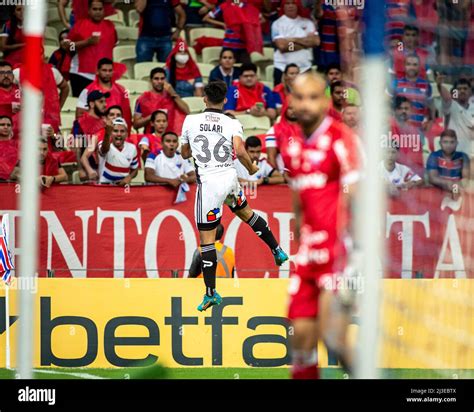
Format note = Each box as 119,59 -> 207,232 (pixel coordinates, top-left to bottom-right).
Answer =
97,57 -> 113,70
240,63 -> 257,75
326,63 -> 341,74
440,129 -> 457,140
219,48 -> 235,59
0,60 -> 12,69
0,115 -> 12,124
88,0 -> 104,7
150,67 -> 166,79
216,223 -> 224,241
330,80 -> 344,94
204,80 -> 228,104
405,53 -> 420,63
404,25 -> 419,34
151,110 -> 168,122
106,105 -> 123,116
284,63 -> 299,74
454,78 -> 471,89
59,29 -> 69,41
394,95 -> 411,109
245,135 -> 262,149
162,131 -> 179,141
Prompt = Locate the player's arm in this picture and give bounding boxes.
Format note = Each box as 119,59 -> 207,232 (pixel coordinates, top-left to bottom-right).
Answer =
233,135 -> 259,175
291,188 -> 301,243
98,121 -> 113,156
181,143 -> 192,159
266,169 -> 285,185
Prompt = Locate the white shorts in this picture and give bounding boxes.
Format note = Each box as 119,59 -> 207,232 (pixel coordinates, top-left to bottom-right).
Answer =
195,168 -> 247,230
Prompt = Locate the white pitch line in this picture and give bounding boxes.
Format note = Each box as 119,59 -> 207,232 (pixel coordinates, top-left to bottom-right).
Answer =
33,369 -> 105,380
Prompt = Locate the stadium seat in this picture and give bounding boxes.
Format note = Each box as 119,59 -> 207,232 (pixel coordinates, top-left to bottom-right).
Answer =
201,46 -> 222,65
129,94 -> 139,112
251,47 -> 274,63
113,45 -> 137,77
115,26 -> 139,46
197,63 -> 214,83
116,79 -> 150,95
188,47 -> 198,63
44,45 -> 57,60
44,26 -> 58,47
182,96 -> 205,114
47,7 -> 68,33
265,65 -> 274,83
236,114 -> 271,138
60,113 -> 76,136
61,96 -> 78,113
261,80 -> 274,89
189,28 -> 225,46
134,62 -> 166,81
105,9 -> 125,26
133,169 -> 145,185
128,9 -> 140,27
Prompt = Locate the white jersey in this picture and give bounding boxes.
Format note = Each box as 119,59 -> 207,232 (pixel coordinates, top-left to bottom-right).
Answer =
181,109 -> 244,179
379,161 -> 422,187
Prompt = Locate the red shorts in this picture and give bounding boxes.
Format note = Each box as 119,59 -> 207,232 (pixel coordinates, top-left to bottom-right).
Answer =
287,261 -> 336,320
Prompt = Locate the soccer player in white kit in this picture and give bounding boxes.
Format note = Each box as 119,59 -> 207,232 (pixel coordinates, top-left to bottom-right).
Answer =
181,81 -> 289,312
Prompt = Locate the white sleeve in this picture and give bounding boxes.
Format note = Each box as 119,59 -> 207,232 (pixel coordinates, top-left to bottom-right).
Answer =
271,19 -> 284,40
77,88 -> 89,110
180,116 -> 190,144
232,119 -> 244,139
401,164 -> 422,182
262,160 -> 275,177
144,155 -> 156,169
304,19 -> 316,36
183,159 -> 194,174
265,126 -> 277,148
52,67 -> 64,85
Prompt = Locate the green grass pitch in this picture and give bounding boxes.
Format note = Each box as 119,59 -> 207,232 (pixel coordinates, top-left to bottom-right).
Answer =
1,367 -> 473,379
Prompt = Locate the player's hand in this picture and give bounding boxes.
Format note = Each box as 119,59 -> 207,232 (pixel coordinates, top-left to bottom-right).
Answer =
87,34 -> 100,45
249,161 -> 259,175
105,119 -> 114,136
118,175 -> 132,186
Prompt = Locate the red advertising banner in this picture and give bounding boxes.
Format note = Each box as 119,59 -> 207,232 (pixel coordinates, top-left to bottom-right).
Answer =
0,183 -> 472,278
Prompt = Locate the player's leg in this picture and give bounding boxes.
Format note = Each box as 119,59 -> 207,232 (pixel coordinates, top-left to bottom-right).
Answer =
319,288 -> 353,373
288,273 -> 320,379
225,185 -> 288,265
194,181 -> 224,311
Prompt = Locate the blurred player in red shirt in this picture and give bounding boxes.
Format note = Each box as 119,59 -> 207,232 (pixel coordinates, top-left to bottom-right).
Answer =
286,72 -> 360,379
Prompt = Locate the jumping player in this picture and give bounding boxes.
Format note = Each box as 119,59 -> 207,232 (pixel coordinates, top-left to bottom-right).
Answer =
286,72 -> 361,378
180,80 -> 289,312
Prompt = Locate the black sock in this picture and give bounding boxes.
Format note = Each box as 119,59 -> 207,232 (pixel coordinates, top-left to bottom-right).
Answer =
246,212 -> 279,252
201,243 -> 217,297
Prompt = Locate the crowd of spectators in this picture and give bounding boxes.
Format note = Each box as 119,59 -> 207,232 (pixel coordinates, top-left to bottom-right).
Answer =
0,0 -> 472,202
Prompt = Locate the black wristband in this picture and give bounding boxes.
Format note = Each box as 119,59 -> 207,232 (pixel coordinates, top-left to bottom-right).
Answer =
263,177 -> 269,185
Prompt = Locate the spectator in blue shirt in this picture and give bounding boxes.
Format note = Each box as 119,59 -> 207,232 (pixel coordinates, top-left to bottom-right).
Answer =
427,129 -> 470,198
208,49 -> 241,89
135,0 -> 186,63
224,63 -> 277,122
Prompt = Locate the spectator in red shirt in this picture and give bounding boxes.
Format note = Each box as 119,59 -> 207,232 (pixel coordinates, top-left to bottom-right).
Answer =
165,40 -> 204,98
76,57 -> 132,127
0,5 -> 24,67
328,80 -> 346,121
49,29 -> 74,82
0,61 -> 20,137
390,25 -> 431,80
273,63 -> 299,110
0,115 -> 18,181
224,63 -> 277,121
58,0 -> 117,29
38,138 -> 68,188
138,109 -> 168,163
133,67 -> 190,133
81,104 -> 124,181
72,89 -> 107,179
66,0 -> 118,97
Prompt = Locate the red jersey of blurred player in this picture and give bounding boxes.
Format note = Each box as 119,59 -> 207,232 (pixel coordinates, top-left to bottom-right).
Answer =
285,72 -> 360,380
